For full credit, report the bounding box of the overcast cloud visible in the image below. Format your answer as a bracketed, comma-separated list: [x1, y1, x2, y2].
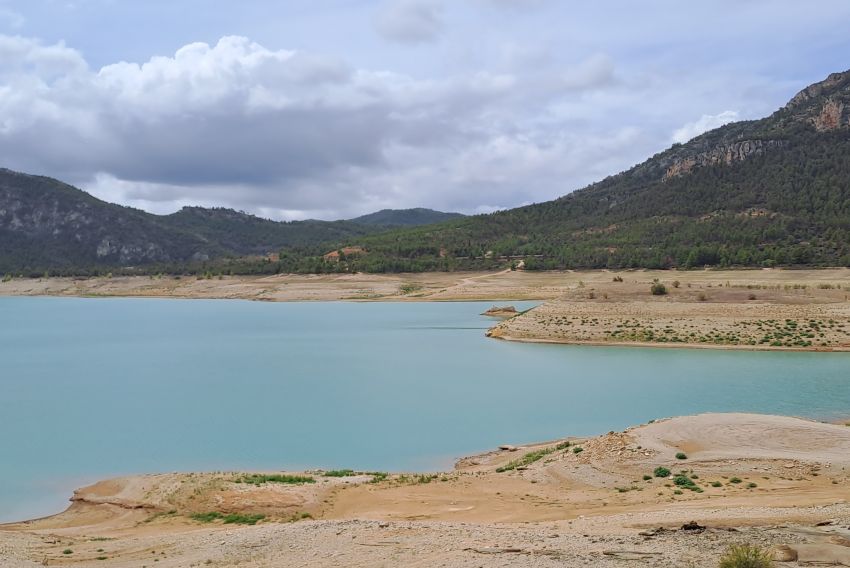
[0, 0, 849, 220]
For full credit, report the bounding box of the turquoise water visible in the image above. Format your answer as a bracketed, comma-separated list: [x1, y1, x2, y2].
[1, 297, 850, 522]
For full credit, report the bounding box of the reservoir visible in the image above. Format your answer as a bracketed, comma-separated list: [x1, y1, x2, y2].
[2, 297, 849, 522]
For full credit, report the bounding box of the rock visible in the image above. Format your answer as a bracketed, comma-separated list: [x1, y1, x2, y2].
[482, 306, 518, 317]
[772, 545, 797, 562]
[499, 445, 518, 452]
[680, 521, 705, 533]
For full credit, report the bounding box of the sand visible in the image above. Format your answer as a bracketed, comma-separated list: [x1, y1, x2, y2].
[5, 413, 850, 566]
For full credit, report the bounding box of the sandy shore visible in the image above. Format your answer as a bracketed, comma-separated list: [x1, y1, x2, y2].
[5, 267, 849, 352]
[5, 413, 850, 567]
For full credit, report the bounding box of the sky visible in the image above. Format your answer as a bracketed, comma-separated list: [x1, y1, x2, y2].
[0, 1, 849, 221]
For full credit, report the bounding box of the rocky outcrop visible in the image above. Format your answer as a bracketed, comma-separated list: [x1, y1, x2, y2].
[663, 139, 787, 180]
[785, 71, 849, 110]
[813, 99, 848, 131]
[482, 305, 518, 317]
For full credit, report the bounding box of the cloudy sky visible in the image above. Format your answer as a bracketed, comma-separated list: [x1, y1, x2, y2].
[1, 1, 849, 220]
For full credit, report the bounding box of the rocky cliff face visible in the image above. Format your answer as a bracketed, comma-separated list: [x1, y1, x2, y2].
[663, 139, 788, 180]
[660, 70, 850, 181]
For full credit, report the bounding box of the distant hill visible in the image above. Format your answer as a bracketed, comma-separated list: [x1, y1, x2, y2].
[0, 170, 454, 274]
[278, 69, 850, 273]
[348, 208, 464, 227]
[4, 70, 850, 275]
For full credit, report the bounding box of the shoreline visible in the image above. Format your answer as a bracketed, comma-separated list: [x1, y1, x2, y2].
[6, 413, 850, 566]
[3, 267, 849, 354]
[490, 333, 850, 352]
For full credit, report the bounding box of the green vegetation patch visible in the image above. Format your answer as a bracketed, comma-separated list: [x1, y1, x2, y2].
[190, 512, 265, 525]
[718, 544, 773, 568]
[323, 469, 357, 477]
[653, 466, 671, 478]
[237, 474, 315, 485]
[496, 443, 569, 473]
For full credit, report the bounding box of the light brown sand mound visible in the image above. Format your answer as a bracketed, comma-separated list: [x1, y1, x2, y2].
[630, 413, 850, 465]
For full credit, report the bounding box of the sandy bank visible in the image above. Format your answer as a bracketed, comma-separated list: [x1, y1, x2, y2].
[5, 413, 850, 566]
[486, 269, 850, 351]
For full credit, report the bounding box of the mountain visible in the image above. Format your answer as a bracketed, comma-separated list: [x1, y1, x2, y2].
[0, 170, 452, 274]
[4, 70, 850, 275]
[278, 70, 850, 273]
[348, 208, 465, 227]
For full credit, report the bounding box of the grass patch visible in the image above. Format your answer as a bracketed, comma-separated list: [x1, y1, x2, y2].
[237, 474, 315, 485]
[323, 469, 357, 477]
[718, 544, 773, 568]
[672, 474, 703, 492]
[190, 512, 265, 525]
[496, 443, 569, 473]
[368, 472, 389, 483]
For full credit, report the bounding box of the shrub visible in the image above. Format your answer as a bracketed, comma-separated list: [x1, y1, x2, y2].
[238, 474, 315, 485]
[572, 446, 584, 454]
[651, 281, 668, 296]
[672, 280, 680, 288]
[643, 475, 652, 481]
[729, 477, 742, 484]
[613, 276, 624, 282]
[323, 469, 356, 477]
[748, 293, 757, 300]
[653, 466, 671, 478]
[718, 544, 773, 568]
[675, 452, 687, 460]
[190, 512, 265, 525]
[697, 292, 708, 301]
[368, 472, 389, 483]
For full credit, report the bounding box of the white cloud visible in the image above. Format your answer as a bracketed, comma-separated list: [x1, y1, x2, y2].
[1, 33, 637, 219]
[672, 110, 740, 144]
[375, 0, 443, 44]
[0, 30, 772, 221]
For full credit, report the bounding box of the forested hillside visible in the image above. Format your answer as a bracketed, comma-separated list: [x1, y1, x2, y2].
[277, 70, 850, 273]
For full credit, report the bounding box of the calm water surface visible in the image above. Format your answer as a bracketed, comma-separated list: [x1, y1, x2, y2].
[2, 297, 849, 522]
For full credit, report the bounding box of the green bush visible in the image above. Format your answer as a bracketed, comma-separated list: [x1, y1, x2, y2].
[718, 544, 773, 568]
[675, 452, 688, 460]
[323, 469, 356, 477]
[238, 474, 315, 485]
[190, 512, 265, 525]
[651, 282, 668, 296]
[653, 466, 671, 478]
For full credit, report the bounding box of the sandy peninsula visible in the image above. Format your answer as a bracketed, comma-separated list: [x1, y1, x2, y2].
[3, 267, 849, 351]
[4, 413, 850, 567]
